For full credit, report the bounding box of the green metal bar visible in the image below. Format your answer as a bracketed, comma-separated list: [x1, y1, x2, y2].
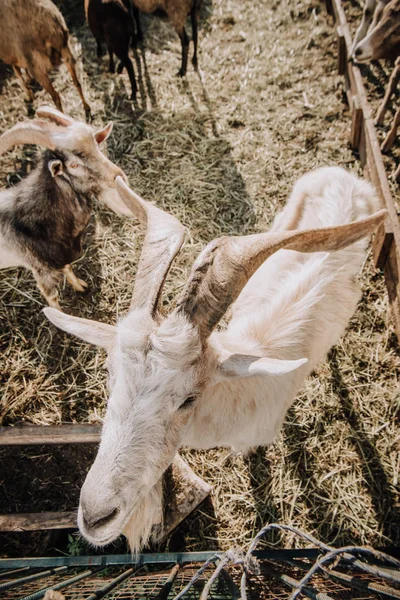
[84, 566, 136, 600]
[20, 569, 94, 600]
[0, 567, 31, 579]
[0, 549, 324, 570]
[0, 566, 67, 593]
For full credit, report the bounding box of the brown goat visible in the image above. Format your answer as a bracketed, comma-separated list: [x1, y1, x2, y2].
[132, 0, 202, 76]
[0, 0, 90, 115]
[353, 0, 400, 181]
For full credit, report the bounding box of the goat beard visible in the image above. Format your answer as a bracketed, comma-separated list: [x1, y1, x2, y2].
[122, 480, 164, 554]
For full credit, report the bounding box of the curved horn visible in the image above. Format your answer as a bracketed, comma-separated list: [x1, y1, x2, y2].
[0, 119, 60, 155]
[35, 105, 75, 126]
[116, 177, 186, 314]
[176, 209, 388, 341]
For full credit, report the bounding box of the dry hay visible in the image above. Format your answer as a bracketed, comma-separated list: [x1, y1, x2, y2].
[0, 0, 399, 554]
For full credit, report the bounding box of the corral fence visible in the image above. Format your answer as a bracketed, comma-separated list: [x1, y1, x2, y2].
[325, 0, 400, 340]
[0, 524, 399, 599]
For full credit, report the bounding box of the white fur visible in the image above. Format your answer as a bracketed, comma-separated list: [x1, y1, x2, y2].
[45, 167, 379, 551]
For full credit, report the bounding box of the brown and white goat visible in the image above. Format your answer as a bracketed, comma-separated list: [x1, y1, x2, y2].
[132, 0, 201, 76]
[0, 107, 128, 308]
[84, 0, 137, 99]
[352, 0, 400, 180]
[45, 167, 386, 551]
[0, 0, 90, 114]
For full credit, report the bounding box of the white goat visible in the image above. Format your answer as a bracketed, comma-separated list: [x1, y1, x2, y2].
[44, 167, 386, 551]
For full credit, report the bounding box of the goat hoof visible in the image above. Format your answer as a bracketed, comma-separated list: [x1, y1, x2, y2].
[177, 69, 187, 77]
[74, 278, 89, 292]
[48, 298, 62, 311]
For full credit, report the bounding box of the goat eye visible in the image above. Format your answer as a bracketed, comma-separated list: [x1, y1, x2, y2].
[180, 396, 196, 410]
[70, 163, 79, 169]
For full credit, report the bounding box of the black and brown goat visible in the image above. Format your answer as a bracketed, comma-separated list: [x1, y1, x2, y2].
[84, 0, 137, 99]
[0, 107, 129, 308]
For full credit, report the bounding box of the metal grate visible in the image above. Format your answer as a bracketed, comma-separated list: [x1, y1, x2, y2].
[1, 525, 399, 600]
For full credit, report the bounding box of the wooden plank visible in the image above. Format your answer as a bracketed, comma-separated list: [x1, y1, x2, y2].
[337, 26, 347, 75]
[0, 512, 77, 532]
[374, 223, 394, 270]
[158, 455, 212, 542]
[0, 424, 101, 446]
[385, 241, 400, 340]
[350, 96, 363, 150]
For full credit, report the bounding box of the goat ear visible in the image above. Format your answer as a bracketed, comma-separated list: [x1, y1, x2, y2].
[43, 308, 116, 350]
[94, 122, 113, 145]
[48, 159, 63, 178]
[216, 353, 308, 380]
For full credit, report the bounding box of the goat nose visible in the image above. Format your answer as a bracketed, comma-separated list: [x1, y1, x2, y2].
[82, 506, 119, 530]
[354, 47, 362, 57]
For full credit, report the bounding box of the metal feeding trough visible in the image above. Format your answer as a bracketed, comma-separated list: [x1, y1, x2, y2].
[1, 524, 400, 599]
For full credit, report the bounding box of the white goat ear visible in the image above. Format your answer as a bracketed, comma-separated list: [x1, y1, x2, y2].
[94, 122, 113, 144]
[48, 159, 63, 178]
[216, 353, 308, 380]
[43, 308, 116, 349]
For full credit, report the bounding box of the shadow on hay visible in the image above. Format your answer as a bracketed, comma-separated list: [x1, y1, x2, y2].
[102, 104, 256, 239]
[157, 496, 221, 553]
[328, 347, 400, 546]
[280, 407, 364, 547]
[280, 352, 400, 548]
[0, 62, 14, 97]
[245, 448, 284, 547]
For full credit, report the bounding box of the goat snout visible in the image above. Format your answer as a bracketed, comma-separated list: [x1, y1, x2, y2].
[82, 505, 120, 530]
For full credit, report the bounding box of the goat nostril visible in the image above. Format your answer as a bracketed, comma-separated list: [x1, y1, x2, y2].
[355, 47, 362, 57]
[83, 507, 119, 530]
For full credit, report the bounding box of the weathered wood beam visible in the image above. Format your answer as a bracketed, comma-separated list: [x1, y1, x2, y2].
[0, 424, 101, 446]
[328, 0, 400, 339]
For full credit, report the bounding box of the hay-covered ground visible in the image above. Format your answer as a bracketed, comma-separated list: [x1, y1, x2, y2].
[0, 0, 399, 556]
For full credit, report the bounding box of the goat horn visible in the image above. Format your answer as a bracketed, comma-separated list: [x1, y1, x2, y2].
[176, 209, 388, 340]
[116, 177, 186, 314]
[35, 105, 75, 126]
[0, 119, 60, 154]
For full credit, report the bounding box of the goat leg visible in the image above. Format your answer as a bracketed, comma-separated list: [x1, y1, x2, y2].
[132, 5, 143, 46]
[32, 267, 61, 310]
[62, 264, 88, 293]
[375, 60, 400, 126]
[13, 66, 34, 103]
[62, 44, 91, 116]
[177, 26, 190, 77]
[121, 57, 137, 99]
[28, 55, 63, 113]
[108, 49, 116, 74]
[191, 7, 199, 71]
